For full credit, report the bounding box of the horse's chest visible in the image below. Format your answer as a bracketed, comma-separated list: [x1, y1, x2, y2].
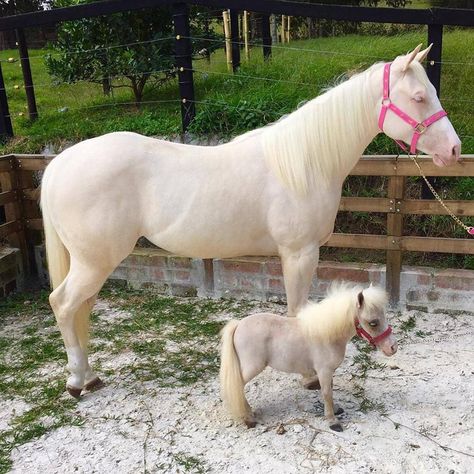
[268, 189, 341, 246]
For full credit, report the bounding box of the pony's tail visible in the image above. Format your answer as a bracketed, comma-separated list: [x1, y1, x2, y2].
[219, 320, 249, 421]
[41, 177, 90, 350]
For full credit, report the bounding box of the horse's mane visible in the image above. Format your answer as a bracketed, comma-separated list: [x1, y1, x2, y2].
[261, 63, 381, 195]
[297, 283, 387, 341]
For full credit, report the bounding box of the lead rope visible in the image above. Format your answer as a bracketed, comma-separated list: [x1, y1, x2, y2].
[409, 153, 474, 236]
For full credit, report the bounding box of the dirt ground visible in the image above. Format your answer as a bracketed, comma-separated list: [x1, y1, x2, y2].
[1, 290, 474, 474]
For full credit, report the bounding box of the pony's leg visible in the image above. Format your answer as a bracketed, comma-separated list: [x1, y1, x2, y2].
[318, 369, 342, 432]
[240, 364, 266, 428]
[49, 261, 109, 397]
[279, 245, 319, 317]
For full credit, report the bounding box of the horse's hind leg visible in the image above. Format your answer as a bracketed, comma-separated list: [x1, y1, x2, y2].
[50, 260, 110, 397]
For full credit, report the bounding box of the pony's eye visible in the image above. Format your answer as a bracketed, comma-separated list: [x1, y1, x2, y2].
[368, 320, 379, 327]
[413, 96, 424, 103]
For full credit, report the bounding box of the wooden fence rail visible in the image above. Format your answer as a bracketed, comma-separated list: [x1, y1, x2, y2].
[1, 153, 473, 303]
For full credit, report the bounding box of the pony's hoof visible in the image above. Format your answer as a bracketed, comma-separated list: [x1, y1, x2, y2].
[330, 423, 343, 432]
[66, 385, 82, 399]
[335, 406, 344, 416]
[244, 418, 257, 429]
[84, 377, 105, 392]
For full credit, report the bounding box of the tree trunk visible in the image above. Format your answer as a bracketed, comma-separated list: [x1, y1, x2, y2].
[102, 77, 111, 96]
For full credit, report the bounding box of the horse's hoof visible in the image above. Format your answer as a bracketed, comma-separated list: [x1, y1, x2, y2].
[335, 406, 345, 416]
[67, 385, 82, 399]
[303, 380, 321, 390]
[330, 423, 343, 432]
[244, 419, 257, 429]
[84, 377, 105, 392]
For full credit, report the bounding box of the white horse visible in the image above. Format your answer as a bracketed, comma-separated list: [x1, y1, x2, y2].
[41, 44, 460, 397]
[220, 284, 396, 431]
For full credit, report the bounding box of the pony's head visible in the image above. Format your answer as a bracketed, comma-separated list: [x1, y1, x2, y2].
[376, 44, 461, 167]
[355, 286, 397, 356]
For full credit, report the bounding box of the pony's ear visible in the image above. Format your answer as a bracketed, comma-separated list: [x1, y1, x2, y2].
[401, 44, 423, 72]
[415, 43, 432, 63]
[357, 291, 364, 309]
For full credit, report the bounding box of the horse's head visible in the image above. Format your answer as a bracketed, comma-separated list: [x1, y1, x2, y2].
[356, 286, 397, 356]
[376, 44, 461, 167]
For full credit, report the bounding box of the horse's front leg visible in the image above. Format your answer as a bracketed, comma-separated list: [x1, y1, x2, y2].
[279, 244, 319, 317]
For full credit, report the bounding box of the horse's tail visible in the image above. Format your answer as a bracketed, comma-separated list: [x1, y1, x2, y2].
[41, 171, 90, 350]
[219, 320, 248, 421]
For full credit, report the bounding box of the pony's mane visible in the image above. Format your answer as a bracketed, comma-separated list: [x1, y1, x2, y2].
[297, 283, 387, 341]
[261, 63, 381, 195]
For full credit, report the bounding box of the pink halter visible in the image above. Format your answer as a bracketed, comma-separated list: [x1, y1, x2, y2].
[378, 62, 447, 155]
[355, 320, 392, 348]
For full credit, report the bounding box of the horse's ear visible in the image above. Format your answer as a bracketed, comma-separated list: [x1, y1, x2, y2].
[357, 291, 364, 309]
[401, 44, 423, 72]
[415, 43, 432, 63]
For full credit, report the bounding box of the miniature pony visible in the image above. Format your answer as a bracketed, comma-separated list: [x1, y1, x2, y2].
[220, 284, 397, 431]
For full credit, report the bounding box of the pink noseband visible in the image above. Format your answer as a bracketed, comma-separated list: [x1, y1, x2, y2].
[378, 62, 447, 155]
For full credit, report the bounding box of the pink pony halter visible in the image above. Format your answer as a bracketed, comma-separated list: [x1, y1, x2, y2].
[378, 62, 447, 155]
[355, 320, 392, 348]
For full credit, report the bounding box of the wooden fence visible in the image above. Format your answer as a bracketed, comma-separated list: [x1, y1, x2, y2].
[1, 153, 473, 303]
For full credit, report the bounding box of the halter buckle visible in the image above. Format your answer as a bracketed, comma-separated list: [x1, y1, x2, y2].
[381, 97, 391, 106]
[414, 123, 427, 134]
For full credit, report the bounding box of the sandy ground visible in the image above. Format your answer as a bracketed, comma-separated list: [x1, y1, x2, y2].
[4, 302, 474, 474]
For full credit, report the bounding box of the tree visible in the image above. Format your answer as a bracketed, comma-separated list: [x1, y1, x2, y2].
[45, 1, 176, 103]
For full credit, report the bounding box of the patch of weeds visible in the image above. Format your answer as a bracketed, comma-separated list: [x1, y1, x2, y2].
[352, 382, 386, 414]
[414, 330, 432, 338]
[173, 452, 209, 473]
[400, 315, 416, 333]
[350, 339, 387, 414]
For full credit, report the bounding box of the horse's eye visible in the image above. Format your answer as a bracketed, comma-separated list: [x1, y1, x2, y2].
[368, 320, 379, 327]
[413, 96, 424, 103]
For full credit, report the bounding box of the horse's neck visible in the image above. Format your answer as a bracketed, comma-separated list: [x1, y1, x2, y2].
[261, 65, 381, 195]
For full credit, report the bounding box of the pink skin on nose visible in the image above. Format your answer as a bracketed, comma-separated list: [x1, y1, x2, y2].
[379, 337, 397, 356]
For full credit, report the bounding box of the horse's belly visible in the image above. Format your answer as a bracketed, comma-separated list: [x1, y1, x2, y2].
[146, 227, 278, 259]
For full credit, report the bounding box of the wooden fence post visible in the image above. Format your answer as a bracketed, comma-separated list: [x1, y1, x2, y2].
[229, 9, 240, 72]
[243, 11, 250, 60]
[16, 28, 38, 121]
[427, 23, 442, 97]
[0, 61, 13, 142]
[261, 14, 272, 60]
[172, 2, 195, 133]
[222, 10, 232, 72]
[386, 174, 405, 305]
[0, 157, 29, 273]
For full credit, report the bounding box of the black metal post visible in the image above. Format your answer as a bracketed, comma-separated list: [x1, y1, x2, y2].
[423, 24, 443, 199]
[0, 61, 13, 141]
[261, 13, 272, 60]
[427, 23, 442, 96]
[229, 9, 240, 72]
[172, 2, 195, 133]
[16, 28, 38, 120]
